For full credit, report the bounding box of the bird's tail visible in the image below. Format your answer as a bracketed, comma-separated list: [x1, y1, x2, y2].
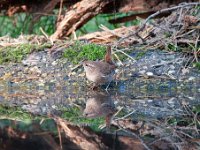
[105, 46, 114, 65]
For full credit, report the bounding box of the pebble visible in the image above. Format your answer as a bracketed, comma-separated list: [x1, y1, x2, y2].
[168, 70, 175, 74]
[52, 61, 57, 66]
[142, 66, 148, 70]
[29, 66, 42, 75]
[24, 67, 29, 74]
[139, 70, 146, 74]
[146, 72, 154, 76]
[167, 98, 175, 104]
[41, 73, 48, 78]
[169, 65, 175, 69]
[188, 97, 195, 100]
[188, 77, 195, 81]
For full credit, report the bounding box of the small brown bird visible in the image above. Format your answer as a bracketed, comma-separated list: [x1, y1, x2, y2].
[82, 46, 116, 90]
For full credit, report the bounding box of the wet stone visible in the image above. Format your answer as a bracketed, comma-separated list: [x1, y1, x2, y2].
[146, 72, 153, 76]
[168, 70, 175, 74]
[188, 77, 195, 81]
[139, 70, 146, 74]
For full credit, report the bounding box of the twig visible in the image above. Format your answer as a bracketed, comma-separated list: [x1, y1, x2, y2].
[57, 124, 63, 150]
[39, 27, 49, 39]
[58, 0, 63, 20]
[194, 35, 199, 62]
[114, 48, 136, 62]
[176, 29, 195, 38]
[113, 53, 123, 65]
[114, 110, 136, 121]
[113, 106, 123, 118]
[99, 24, 124, 38]
[194, 112, 200, 134]
[136, 2, 200, 34]
[117, 2, 200, 45]
[177, 7, 183, 23]
[176, 130, 194, 139]
[177, 39, 200, 44]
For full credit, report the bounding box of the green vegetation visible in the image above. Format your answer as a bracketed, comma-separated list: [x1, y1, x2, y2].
[76, 13, 140, 36]
[135, 51, 146, 60]
[61, 106, 104, 131]
[0, 103, 107, 132]
[0, 13, 56, 37]
[192, 5, 200, 15]
[167, 115, 199, 128]
[0, 12, 140, 38]
[63, 41, 106, 64]
[166, 43, 180, 52]
[0, 104, 105, 132]
[0, 105, 59, 133]
[164, 32, 171, 38]
[0, 105, 41, 121]
[167, 105, 200, 128]
[1, 36, 197, 67]
[0, 43, 51, 64]
[192, 105, 200, 114]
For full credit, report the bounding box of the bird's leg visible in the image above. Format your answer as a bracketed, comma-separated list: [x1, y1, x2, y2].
[105, 81, 111, 91]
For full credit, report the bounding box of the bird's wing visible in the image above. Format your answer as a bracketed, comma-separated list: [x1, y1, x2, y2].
[98, 62, 115, 76]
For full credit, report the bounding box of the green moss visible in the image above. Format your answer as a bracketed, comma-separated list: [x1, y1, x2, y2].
[167, 104, 200, 127]
[167, 43, 180, 51]
[0, 105, 57, 133]
[192, 105, 200, 113]
[0, 43, 51, 64]
[60, 106, 104, 131]
[192, 5, 200, 15]
[135, 51, 146, 60]
[0, 104, 107, 132]
[0, 105, 42, 121]
[164, 32, 171, 38]
[63, 41, 106, 64]
[193, 62, 200, 70]
[167, 116, 197, 127]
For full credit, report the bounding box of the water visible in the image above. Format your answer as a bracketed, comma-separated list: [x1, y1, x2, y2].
[0, 75, 199, 149]
[0, 78, 199, 117]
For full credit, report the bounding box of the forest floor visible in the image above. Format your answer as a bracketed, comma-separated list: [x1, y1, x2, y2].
[0, 4, 199, 150]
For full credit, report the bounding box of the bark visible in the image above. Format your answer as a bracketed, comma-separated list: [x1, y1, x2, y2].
[50, 0, 110, 41]
[1, 0, 198, 15]
[55, 117, 109, 150]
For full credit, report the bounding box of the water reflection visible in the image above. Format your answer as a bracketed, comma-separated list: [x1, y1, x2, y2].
[0, 79, 199, 118]
[83, 90, 116, 128]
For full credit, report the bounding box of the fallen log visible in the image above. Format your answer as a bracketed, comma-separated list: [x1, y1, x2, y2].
[50, 0, 110, 41]
[78, 24, 153, 44]
[78, 25, 139, 44]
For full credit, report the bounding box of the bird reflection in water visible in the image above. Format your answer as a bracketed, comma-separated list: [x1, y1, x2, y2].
[83, 90, 116, 129]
